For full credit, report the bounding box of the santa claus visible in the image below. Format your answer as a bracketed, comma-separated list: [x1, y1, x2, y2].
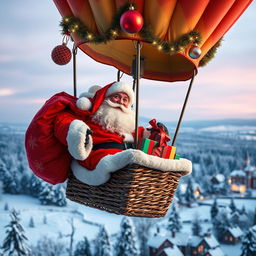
[25, 81, 192, 186]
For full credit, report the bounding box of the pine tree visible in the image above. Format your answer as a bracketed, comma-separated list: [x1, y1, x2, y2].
[95, 226, 111, 256]
[2, 209, 30, 256]
[166, 202, 182, 237]
[43, 215, 47, 225]
[184, 178, 196, 206]
[192, 213, 202, 236]
[229, 198, 237, 214]
[74, 236, 92, 256]
[53, 185, 67, 206]
[253, 208, 256, 226]
[241, 225, 256, 256]
[134, 218, 155, 256]
[213, 208, 232, 241]
[20, 174, 31, 195]
[115, 217, 139, 256]
[38, 183, 55, 205]
[29, 175, 42, 198]
[240, 205, 246, 215]
[29, 217, 35, 228]
[211, 198, 219, 220]
[4, 202, 9, 211]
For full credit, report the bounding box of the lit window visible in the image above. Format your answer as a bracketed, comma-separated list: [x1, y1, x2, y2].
[198, 245, 204, 253]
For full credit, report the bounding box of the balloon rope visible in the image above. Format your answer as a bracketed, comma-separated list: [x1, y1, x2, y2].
[72, 45, 78, 97]
[134, 41, 141, 149]
[171, 70, 196, 146]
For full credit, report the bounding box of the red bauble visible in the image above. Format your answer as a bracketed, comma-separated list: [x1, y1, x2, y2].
[120, 10, 144, 34]
[51, 44, 72, 65]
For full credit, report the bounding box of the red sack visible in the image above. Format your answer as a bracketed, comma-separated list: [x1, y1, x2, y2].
[25, 92, 81, 184]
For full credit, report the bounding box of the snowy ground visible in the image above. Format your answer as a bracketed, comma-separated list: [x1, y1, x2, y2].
[0, 194, 252, 255]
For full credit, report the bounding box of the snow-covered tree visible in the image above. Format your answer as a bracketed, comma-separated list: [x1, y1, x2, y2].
[29, 217, 35, 228]
[43, 215, 47, 225]
[4, 202, 9, 211]
[53, 185, 67, 206]
[210, 198, 219, 220]
[74, 236, 92, 256]
[166, 202, 182, 237]
[29, 175, 42, 198]
[184, 178, 196, 206]
[192, 213, 202, 236]
[94, 226, 111, 256]
[115, 217, 139, 256]
[241, 225, 256, 256]
[38, 183, 55, 205]
[30, 236, 66, 256]
[229, 198, 237, 214]
[240, 205, 247, 215]
[134, 218, 155, 256]
[20, 174, 31, 195]
[2, 209, 30, 256]
[253, 208, 256, 226]
[213, 208, 232, 240]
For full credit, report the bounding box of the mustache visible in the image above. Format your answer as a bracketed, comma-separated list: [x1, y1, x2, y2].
[104, 99, 131, 114]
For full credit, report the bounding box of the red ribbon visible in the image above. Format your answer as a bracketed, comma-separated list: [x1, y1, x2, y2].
[148, 119, 170, 146]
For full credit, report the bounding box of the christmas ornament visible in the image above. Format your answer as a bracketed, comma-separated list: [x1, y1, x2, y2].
[51, 44, 71, 65]
[188, 45, 202, 59]
[120, 6, 143, 34]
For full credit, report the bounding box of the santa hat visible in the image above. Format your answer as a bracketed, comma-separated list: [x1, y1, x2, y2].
[76, 82, 134, 112]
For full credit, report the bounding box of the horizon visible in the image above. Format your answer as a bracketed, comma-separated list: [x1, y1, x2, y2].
[0, 1, 256, 123]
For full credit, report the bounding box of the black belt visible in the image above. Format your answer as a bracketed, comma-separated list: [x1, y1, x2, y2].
[92, 142, 134, 151]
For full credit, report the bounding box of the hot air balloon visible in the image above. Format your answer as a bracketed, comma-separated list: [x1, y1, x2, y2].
[25, 0, 253, 217]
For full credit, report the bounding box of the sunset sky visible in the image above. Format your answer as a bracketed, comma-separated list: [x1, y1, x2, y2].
[0, 0, 255, 124]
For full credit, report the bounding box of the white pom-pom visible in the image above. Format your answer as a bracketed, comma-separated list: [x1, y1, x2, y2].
[76, 97, 92, 111]
[79, 85, 102, 98]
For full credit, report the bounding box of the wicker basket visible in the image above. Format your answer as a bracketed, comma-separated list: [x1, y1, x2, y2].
[66, 164, 183, 218]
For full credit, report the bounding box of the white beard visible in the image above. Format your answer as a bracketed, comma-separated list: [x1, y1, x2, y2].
[91, 99, 135, 136]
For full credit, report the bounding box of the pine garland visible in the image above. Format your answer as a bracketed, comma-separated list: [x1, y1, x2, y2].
[60, 1, 221, 66]
[199, 38, 223, 67]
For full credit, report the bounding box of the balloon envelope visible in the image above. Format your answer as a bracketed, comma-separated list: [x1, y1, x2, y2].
[53, 0, 253, 82]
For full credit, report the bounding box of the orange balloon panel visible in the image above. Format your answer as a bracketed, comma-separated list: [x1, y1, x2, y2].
[53, 0, 253, 82]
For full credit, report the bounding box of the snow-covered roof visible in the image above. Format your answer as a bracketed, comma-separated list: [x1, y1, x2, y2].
[214, 174, 225, 183]
[230, 170, 245, 177]
[169, 232, 190, 246]
[228, 227, 243, 238]
[203, 235, 219, 248]
[244, 165, 255, 172]
[189, 236, 202, 247]
[207, 247, 225, 256]
[147, 235, 168, 248]
[163, 245, 183, 256]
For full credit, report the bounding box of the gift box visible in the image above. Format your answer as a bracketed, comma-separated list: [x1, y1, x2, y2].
[138, 138, 176, 159]
[138, 138, 158, 154]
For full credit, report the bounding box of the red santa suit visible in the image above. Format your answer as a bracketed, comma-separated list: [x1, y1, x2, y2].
[25, 82, 143, 184]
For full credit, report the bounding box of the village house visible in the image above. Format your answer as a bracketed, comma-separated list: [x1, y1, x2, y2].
[229, 153, 256, 193]
[222, 226, 243, 244]
[210, 174, 225, 194]
[147, 232, 224, 256]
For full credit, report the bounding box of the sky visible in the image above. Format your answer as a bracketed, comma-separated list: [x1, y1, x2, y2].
[0, 0, 255, 124]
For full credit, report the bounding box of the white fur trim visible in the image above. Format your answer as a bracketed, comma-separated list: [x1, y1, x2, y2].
[67, 120, 93, 160]
[79, 85, 102, 98]
[123, 133, 134, 143]
[76, 97, 92, 111]
[71, 149, 192, 186]
[105, 82, 134, 105]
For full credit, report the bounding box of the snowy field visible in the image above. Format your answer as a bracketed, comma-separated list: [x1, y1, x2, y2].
[1, 194, 254, 255]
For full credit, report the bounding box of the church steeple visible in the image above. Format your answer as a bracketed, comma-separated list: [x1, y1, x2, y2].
[244, 151, 250, 169]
